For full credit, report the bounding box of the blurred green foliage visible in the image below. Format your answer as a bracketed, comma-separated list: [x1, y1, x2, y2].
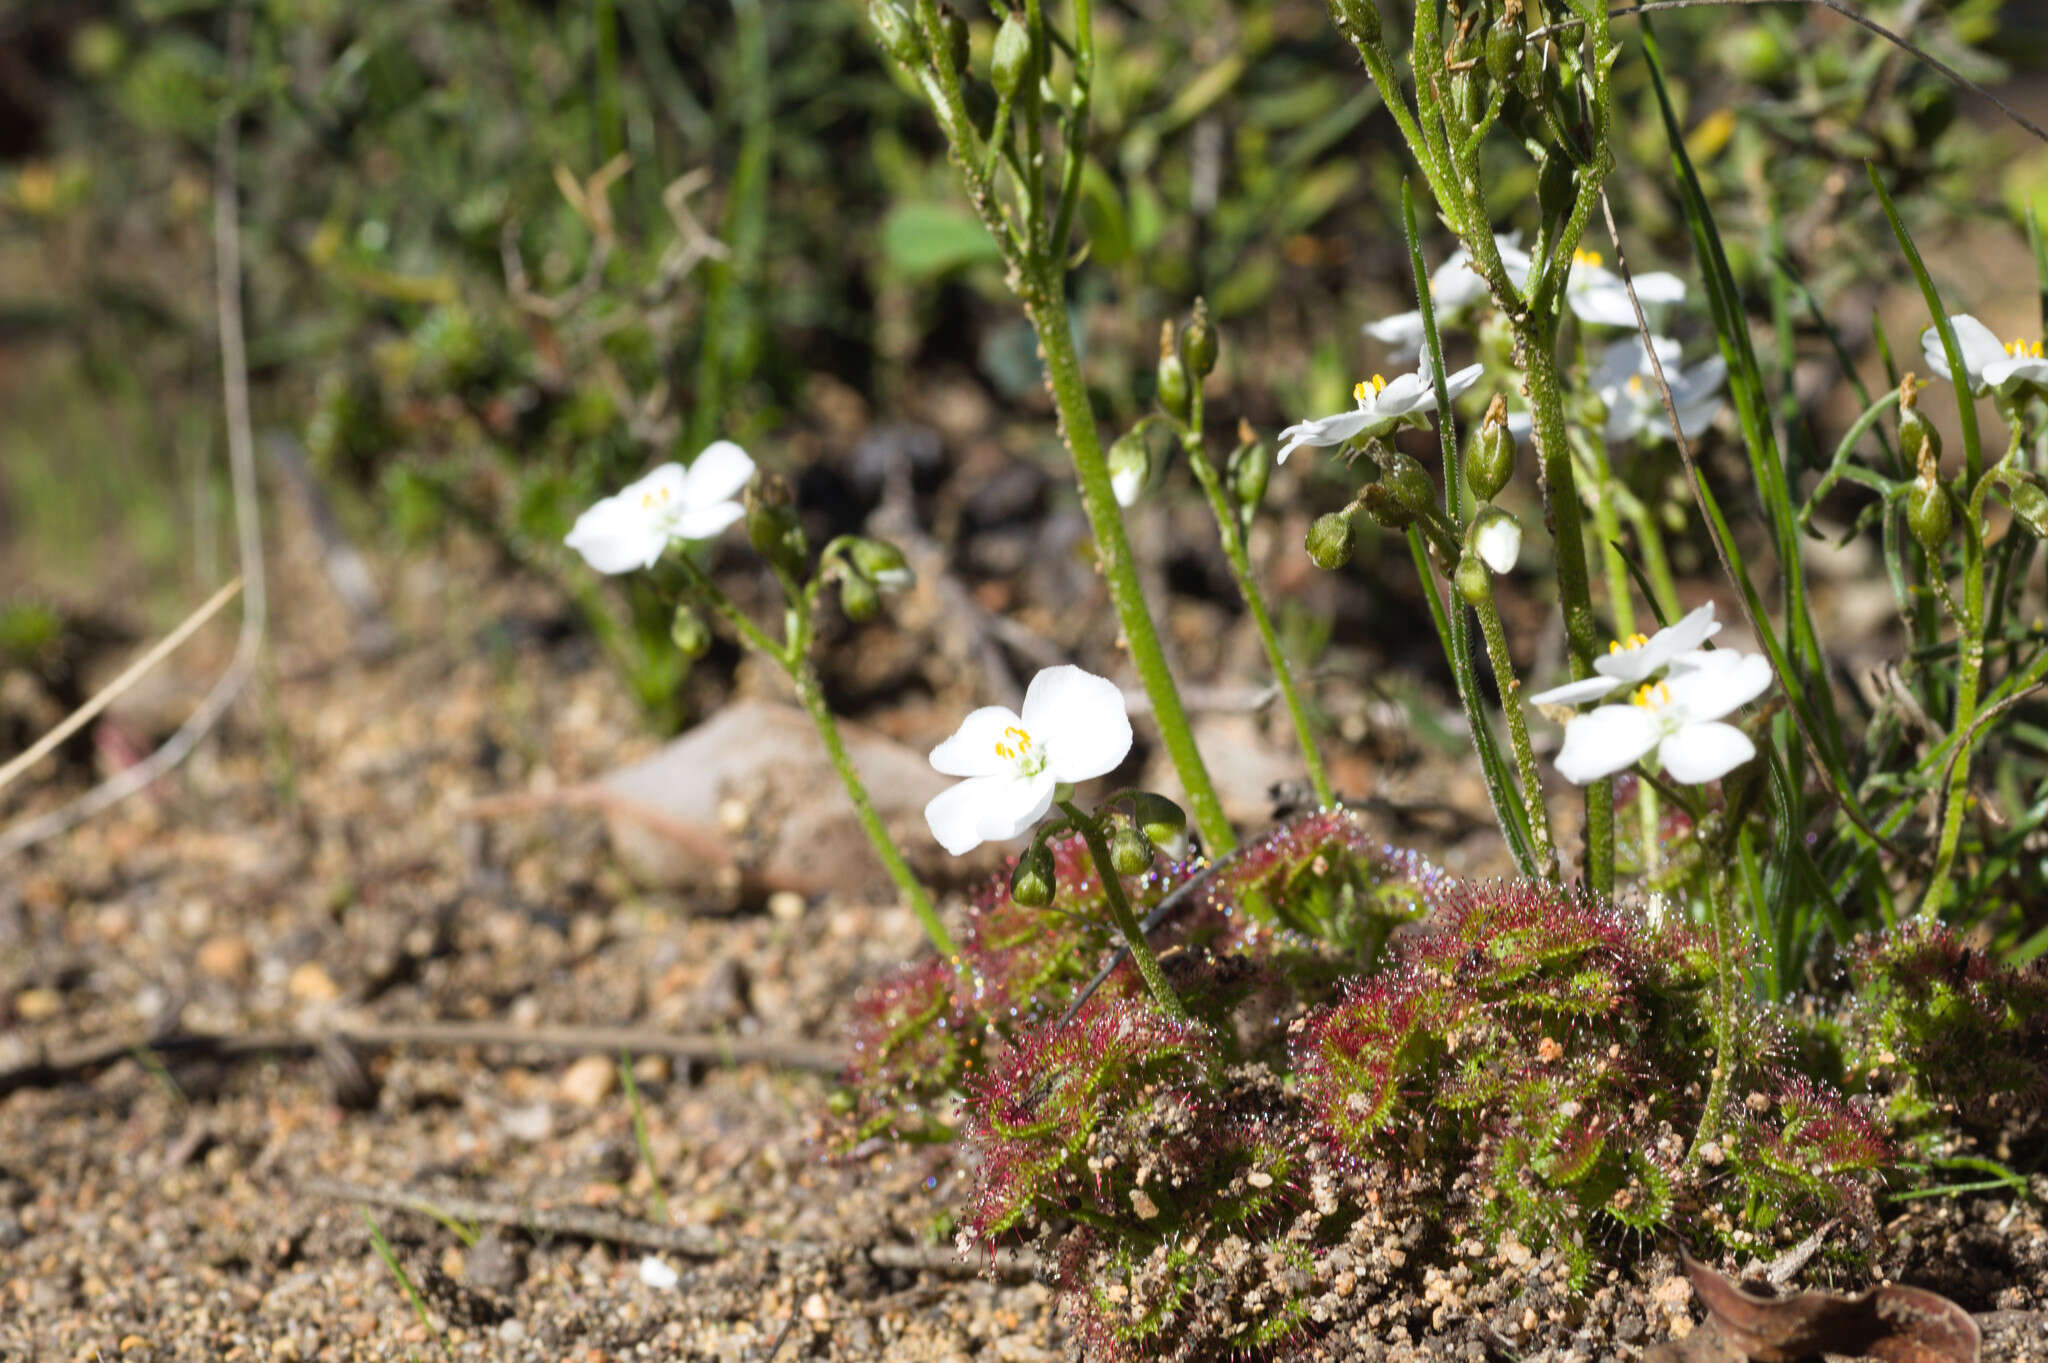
[0, 0, 2027, 722]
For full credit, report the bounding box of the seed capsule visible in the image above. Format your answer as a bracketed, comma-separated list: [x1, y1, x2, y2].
[1465, 394, 1517, 501]
[991, 13, 1032, 98]
[1156, 320, 1191, 422]
[1907, 471, 1952, 553]
[670, 605, 711, 658]
[1107, 815, 1154, 876]
[1181, 300, 1218, 379]
[1306, 509, 1358, 569]
[1010, 842, 1056, 907]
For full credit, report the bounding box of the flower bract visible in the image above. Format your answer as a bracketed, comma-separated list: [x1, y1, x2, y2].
[564, 442, 756, 574]
[1919, 313, 2048, 398]
[1277, 361, 1483, 464]
[924, 665, 1134, 856]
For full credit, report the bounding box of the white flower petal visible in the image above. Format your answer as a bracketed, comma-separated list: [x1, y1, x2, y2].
[564, 495, 670, 574]
[1022, 666, 1133, 784]
[1111, 463, 1144, 507]
[1474, 515, 1521, 575]
[682, 441, 756, 506]
[1277, 409, 1375, 463]
[1657, 721, 1755, 783]
[929, 706, 1026, 778]
[976, 770, 1060, 846]
[1375, 372, 1434, 417]
[670, 501, 746, 542]
[1630, 272, 1688, 306]
[1597, 601, 1720, 680]
[1364, 311, 1427, 358]
[1439, 361, 1484, 399]
[1554, 705, 1662, 784]
[925, 776, 1006, 856]
[1666, 650, 1772, 721]
[1529, 675, 1625, 708]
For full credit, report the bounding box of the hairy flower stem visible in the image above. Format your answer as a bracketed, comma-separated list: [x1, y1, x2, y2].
[1026, 274, 1236, 852]
[678, 557, 957, 959]
[1525, 336, 1616, 895]
[1684, 866, 1742, 1172]
[1180, 403, 1334, 809]
[1058, 798, 1188, 1020]
[1468, 584, 1557, 877]
[793, 664, 959, 958]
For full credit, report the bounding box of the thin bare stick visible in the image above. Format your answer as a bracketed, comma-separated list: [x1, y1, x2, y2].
[0, 1019, 847, 1098]
[296, 1177, 1040, 1279]
[0, 15, 266, 863]
[1596, 187, 1901, 859]
[1531, 0, 2048, 147]
[0, 576, 243, 797]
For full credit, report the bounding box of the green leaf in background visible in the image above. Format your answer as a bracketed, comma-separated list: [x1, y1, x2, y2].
[882, 203, 1005, 278]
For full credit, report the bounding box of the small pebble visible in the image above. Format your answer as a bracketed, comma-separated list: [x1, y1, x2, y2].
[638, 1256, 680, 1290]
[559, 1054, 617, 1107]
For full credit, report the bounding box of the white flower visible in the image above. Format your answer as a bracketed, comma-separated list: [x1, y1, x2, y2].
[1563, 248, 1686, 329]
[1920, 313, 2048, 398]
[564, 442, 756, 574]
[1473, 511, 1522, 575]
[1277, 361, 1484, 464]
[1364, 235, 1531, 361]
[1592, 335, 1725, 444]
[1527, 601, 1723, 707]
[924, 665, 1133, 856]
[637, 1257, 680, 1291]
[1552, 649, 1772, 785]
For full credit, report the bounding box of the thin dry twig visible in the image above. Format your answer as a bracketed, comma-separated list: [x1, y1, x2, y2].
[0, 575, 243, 798]
[295, 1177, 1040, 1279]
[0, 1018, 846, 1099]
[0, 16, 266, 864]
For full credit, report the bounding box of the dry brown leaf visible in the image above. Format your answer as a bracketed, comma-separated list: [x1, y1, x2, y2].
[1647, 1251, 1980, 1363]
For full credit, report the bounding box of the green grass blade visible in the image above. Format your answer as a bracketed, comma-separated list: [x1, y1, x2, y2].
[1867, 164, 1986, 483]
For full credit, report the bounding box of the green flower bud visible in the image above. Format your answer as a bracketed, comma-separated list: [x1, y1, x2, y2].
[991, 13, 1032, 100]
[1907, 471, 1952, 554]
[847, 537, 914, 592]
[670, 604, 712, 658]
[1455, 552, 1490, 608]
[1107, 815, 1154, 876]
[1485, 13, 1522, 86]
[1108, 429, 1152, 508]
[1180, 299, 1218, 380]
[1537, 153, 1577, 226]
[1327, 0, 1381, 46]
[2008, 476, 2048, 539]
[744, 475, 808, 577]
[1306, 509, 1358, 570]
[1357, 482, 1416, 531]
[1155, 320, 1191, 422]
[1465, 394, 1517, 501]
[1131, 792, 1189, 861]
[1010, 841, 1056, 907]
[869, 0, 922, 64]
[840, 572, 882, 623]
[1229, 424, 1271, 512]
[1373, 448, 1439, 521]
[937, 5, 969, 75]
[1899, 384, 1941, 469]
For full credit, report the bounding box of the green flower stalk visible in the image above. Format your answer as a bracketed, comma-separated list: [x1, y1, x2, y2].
[563, 447, 957, 960]
[872, 0, 1235, 854]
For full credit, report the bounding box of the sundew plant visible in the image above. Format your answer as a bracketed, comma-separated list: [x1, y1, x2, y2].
[557, 0, 2048, 1356]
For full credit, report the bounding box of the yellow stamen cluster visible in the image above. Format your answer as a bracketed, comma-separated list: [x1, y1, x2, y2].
[2007, 337, 2044, 359]
[1354, 374, 1389, 402]
[1573, 248, 1604, 269]
[1630, 680, 1671, 710]
[1608, 632, 1650, 655]
[1626, 373, 1646, 395]
[993, 725, 1033, 761]
[639, 485, 674, 510]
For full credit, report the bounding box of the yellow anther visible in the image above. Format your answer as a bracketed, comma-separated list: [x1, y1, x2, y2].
[993, 725, 1033, 762]
[1354, 374, 1389, 402]
[2008, 337, 2044, 358]
[1626, 374, 1645, 395]
[1573, 248, 1604, 269]
[1607, 633, 1650, 655]
[1630, 680, 1671, 709]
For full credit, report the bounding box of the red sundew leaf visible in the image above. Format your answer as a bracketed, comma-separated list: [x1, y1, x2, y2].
[1671, 1252, 1980, 1363]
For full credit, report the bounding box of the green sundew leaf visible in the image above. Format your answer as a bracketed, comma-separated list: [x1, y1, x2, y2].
[881, 202, 1005, 278]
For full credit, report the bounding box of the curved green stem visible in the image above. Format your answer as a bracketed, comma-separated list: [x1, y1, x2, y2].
[1684, 865, 1741, 1173]
[1469, 581, 1557, 878]
[1180, 416, 1334, 809]
[1058, 799, 1187, 1020]
[1027, 273, 1234, 851]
